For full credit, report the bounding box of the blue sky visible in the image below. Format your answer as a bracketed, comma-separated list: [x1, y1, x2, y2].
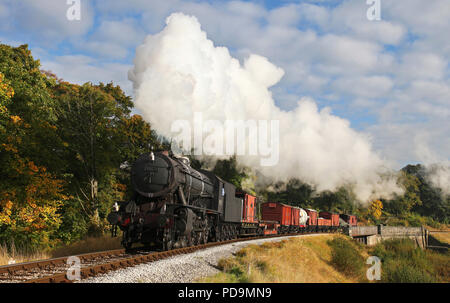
[0, 0, 449, 168]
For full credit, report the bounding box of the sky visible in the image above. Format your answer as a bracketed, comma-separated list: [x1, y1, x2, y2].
[0, 0, 449, 169]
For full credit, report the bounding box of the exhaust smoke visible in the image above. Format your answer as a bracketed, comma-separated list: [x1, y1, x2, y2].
[129, 13, 405, 203]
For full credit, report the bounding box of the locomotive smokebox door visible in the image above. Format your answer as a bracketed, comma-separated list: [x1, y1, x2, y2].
[132, 153, 171, 197]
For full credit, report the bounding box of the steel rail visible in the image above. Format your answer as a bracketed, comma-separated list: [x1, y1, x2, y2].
[1, 232, 322, 283]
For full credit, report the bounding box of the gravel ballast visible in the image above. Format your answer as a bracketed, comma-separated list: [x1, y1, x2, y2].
[81, 234, 321, 283]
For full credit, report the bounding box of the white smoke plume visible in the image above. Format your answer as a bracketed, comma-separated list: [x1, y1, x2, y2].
[129, 13, 403, 203]
[415, 136, 450, 196]
[426, 165, 450, 196]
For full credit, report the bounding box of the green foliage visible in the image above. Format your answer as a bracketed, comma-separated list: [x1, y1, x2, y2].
[312, 186, 358, 213]
[401, 164, 449, 223]
[264, 179, 314, 206]
[370, 239, 443, 283]
[384, 171, 422, 216]
[0, 44, 56, 123]
[383, 259, 436, 283]
[0, 43, 165, 249]
[0, 45, 65, 250]
[51, 80, 164, 237]
[212, 155, 248, 188]
[262, 179, 358, 215]
[327, 237, 365, 279]
[0, 44, 62, 172]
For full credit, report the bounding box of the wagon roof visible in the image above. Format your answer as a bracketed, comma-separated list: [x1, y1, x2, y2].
[265, 202, 290, 207]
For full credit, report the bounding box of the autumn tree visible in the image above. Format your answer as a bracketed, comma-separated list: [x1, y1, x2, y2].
[52, 81, 164, 237]
[0, 44, 65, 250]
[368, 199, 383, 220]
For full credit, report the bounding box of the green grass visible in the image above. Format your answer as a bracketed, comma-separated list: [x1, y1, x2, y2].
[200, 235, 361, 283]
[370, 238, 449, 283]
[327, 238, 366, 280]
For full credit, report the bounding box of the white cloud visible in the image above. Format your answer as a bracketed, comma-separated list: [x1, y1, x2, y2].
[267, 4, 302, 26]
[332, 76, 393, 98]
[81, 18, 146, 59]
[41, 55, 133, 96]
[3, 0, 94, 44]
[2, 0, 448, 170]
[398, 52, 446, 82]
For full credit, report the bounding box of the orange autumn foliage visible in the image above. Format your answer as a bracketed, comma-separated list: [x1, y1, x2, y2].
[0, 72, 67, 248]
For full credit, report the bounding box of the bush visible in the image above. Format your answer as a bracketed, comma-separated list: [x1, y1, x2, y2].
[384, 259, 436, 283]
[370, 238, 447, 283]
[328, 238, 365, 279]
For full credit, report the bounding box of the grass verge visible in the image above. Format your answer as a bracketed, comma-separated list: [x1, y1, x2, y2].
[0, 236, 123, 265]
[0, 243, 50, 266]
[200, 234, 363, 283]
[327, 237, 367, 280]
[50, 236, 122, 258]
[370, 238, 449, 283]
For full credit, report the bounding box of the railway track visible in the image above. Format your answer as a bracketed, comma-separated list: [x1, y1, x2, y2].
[0, 233, 309, 283]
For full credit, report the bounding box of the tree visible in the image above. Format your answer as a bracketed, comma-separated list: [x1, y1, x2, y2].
[368, 199, 383, 220]
[0, 70, 65, 249]
[0, 44, 62, 172]
[0, 43, 171, 246]
[212, 155, 248, 188]
[51, 82, 130, 232]
[402, 164, 449, 222]
[384, 170, 422, 215]
[52, 81, 166, 236]
[263, 178, 314, 206]
[119, 114, 162, 164]
[0, 45, 67, 249]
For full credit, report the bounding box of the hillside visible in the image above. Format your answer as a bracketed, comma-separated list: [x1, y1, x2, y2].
[200, 234, 449, 283]
[200, 234, 364, 283]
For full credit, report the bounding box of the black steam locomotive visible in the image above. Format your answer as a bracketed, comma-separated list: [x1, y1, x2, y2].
[107, 151, 250, 250]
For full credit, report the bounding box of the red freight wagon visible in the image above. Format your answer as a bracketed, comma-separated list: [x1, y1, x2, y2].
[235, 191, 261, 236]
[261, 202, 292, 233]
[291, 207, 300, 226]
[238, 192, 258, 224]
[340, 214, 358, 227]
[319, 211, 340, 230]
[317, 218, 331, 232]
[259, 221, 280, 235]
[305, 209, 318, 232]
[291, 207, 300, 232]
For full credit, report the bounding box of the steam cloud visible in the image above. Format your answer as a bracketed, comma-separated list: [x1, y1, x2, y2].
[415, 138, 450, 196]
[129, 13, 404, 203]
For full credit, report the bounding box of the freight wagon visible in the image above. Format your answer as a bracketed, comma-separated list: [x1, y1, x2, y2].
[319, 211, 340, 231]
[340, 214, 358, 227]
[305, 209, 318, 232]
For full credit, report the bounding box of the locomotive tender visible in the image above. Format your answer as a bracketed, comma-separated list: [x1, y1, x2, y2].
[107, 151, 357, 250]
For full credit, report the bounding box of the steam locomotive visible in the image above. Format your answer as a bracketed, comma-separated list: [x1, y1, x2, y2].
[107, 151, 357, 250]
